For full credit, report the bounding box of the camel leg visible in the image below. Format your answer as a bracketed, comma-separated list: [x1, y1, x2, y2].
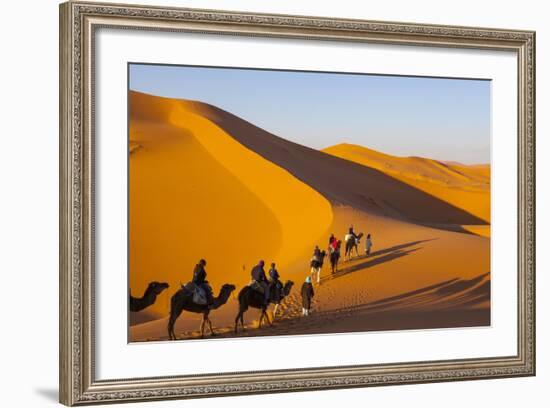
[207, 317, 215, 336]
[200, 317, 206, 338]
[258, 310, 264, 328]
[235, 309, 245, 333]
[273, 303, 279, 318]
[168, 315, 174, 341]
[317, 268, 321, 284]
[234, 312, 241, 333]
[264, 309, 273, 326]
[167, 307, 183, 340]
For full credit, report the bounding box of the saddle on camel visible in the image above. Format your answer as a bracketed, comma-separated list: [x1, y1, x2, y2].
[167, 258, 236, 339]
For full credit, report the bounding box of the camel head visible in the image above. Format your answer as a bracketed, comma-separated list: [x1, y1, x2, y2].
[209, 284, 236, 309]
[283, 280, 294, 296]
[147, 281, 169, 296]
[220, 283, 236, 297]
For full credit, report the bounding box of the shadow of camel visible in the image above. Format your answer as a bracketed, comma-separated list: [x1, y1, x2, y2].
[191, 272, 491, 340]
[327, 248, 421, 281]
[307, 272, 490, 332]
[322, 239, 436, 282]
[368, 239, 437, 258]
[435, 272, 490, 295]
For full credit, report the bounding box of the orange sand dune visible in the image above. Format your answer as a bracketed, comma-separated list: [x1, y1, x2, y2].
[323, 144, 490, 188]
[129, 91, 332, 319]
[322, 143, 490, 224]
[128, 91, 490, 340]
[130, 206, 490, 341]
[185, 103, 488, 228]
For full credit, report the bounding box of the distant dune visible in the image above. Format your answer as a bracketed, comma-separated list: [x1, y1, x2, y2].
[323, 143, 490, 224]
[128, 91, 490, 339]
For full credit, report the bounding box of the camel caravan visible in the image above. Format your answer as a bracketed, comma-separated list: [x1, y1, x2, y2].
[129, 225, 373, 340]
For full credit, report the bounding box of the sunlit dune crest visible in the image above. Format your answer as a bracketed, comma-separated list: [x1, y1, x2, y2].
[323, 143, 490, 224]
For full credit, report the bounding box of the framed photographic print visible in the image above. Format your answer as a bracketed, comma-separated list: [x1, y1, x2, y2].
[59, 1, 536, 405]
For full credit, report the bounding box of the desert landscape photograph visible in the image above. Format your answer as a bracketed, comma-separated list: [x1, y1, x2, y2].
[128, 64, 491, 342]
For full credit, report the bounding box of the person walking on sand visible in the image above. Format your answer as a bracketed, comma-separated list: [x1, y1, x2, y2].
[301, 276, 315, 316]
[365, 233, 373, 256]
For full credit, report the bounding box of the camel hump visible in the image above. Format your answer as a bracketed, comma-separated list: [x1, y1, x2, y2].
[181, 281, 195, 292]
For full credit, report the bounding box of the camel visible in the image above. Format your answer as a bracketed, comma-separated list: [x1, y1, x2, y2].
[167, 283, 236, 340]
[234, 280, 294, 333]
[345, 232, 364, 261]
[310, 250, 326, 284]
[129, 281, 169, 312]
[330, 241, 342, 274]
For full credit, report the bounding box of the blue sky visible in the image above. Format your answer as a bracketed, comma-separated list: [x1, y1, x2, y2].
[129, 64, 491, 164]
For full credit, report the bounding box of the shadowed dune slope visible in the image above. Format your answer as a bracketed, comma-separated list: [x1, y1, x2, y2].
[182, 101, 488, 227]
[323, 143, 490, 224]
[129, 91, 332, 318]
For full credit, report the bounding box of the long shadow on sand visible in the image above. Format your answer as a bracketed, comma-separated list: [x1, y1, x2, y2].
[368, 239, 437, 258]
[211, 272, 491, 339]
[322, 239, 435, 282]
[162, 272, 490, 340]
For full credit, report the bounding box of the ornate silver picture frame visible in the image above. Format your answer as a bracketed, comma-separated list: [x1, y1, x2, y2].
[59, 1, 535, 405]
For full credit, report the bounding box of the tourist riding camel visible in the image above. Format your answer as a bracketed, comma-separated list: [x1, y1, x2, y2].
[191, 259, 213, 306]
[310, 247, 326, 284]
[329, 234, 339, 254]
[268, 262, 283, 299]
[234, 279, 294, 333]
[345, 226, 358, 244]
[344, 227, 363, 261]
[168, 283, 236, 339]
[250, 260, 270, 306]
[328, 233, 336, 248]
[330, 239, 342, 274]
[313, 245, 321, 260]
